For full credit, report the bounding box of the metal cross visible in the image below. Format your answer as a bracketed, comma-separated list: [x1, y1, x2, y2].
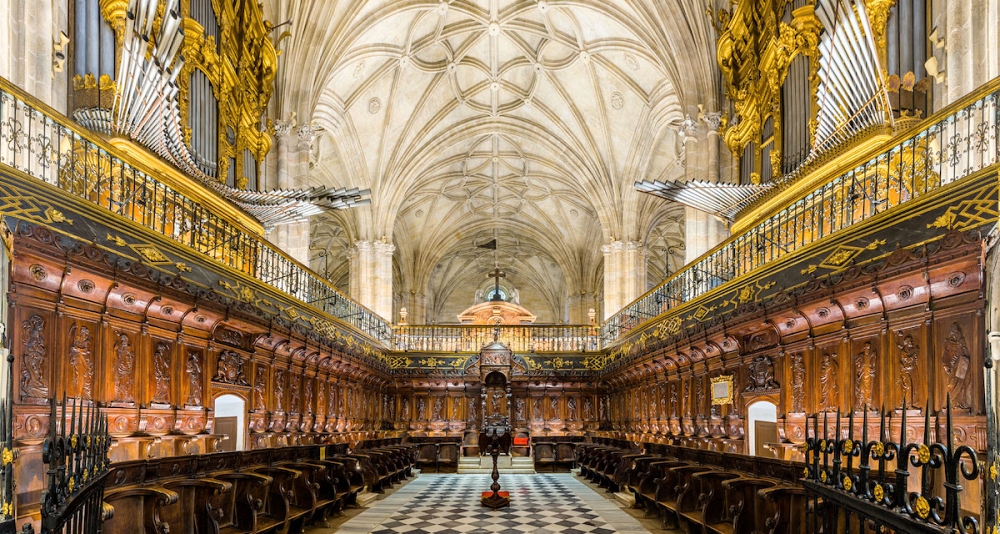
[487, 268, 505, 301]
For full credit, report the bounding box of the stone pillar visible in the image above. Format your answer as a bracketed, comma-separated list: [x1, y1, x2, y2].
[1, 0, 68, 112]
[602, 241, 647, 320]
[348, 239, 394, 321]
[373, 240, 394, 320]
[602, 241, 621, 320]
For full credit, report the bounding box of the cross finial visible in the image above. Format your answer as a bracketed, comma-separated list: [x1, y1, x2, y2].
[487, 268, 505, 301]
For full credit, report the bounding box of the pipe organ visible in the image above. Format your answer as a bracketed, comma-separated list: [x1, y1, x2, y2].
[711, 0, 931, 185]
[70, 0, 277, 191]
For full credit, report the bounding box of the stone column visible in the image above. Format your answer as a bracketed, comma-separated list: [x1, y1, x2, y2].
[602, 241, 648, 320]
[372, 240, 395, 320]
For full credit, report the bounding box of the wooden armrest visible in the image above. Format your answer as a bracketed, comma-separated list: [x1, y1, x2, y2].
[216, 470, 274, 485]
[104, 486, 180, 506]
[162, 477, 233, 494]
[722, 477, 776, 490]
[254, 466, 302, 479]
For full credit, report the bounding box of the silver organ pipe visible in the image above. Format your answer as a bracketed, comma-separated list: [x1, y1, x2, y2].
[813, 0, 892, 155]
[189, 0, 219, 178]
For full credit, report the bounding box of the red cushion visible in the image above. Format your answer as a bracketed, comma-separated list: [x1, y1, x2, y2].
[513, 437, 529, 446]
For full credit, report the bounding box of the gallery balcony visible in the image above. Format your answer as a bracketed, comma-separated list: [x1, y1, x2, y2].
[603, 77, 1000, 349]
[0, 75, 392, 347]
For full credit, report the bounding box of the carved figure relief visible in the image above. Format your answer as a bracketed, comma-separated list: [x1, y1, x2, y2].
[20, 315, 49, 399]
[288, 375, 301, 413]
[515, 397, 525, 421]
[854, 341, 877, 410]
[401, 397, 410, 419]
[304, 379, 313, 414]
[669, 384, 678, 417]
[943, 323, 973, 410]
[568, 397, 578, 420]
[683, 380, 691, 416]
[452, 396, 461, 418]
[214, 351, 247, 386]
[252, 365, 266, 411]
[745, 356, 780, 392]
[820, 352, 839, 409]
[791, 353, 806, 413]
[695, 378, 705, 416]
[650, 387, 659, 418]
[583, 397, 594, 420]
[274, 370, 285, 412]
[152, 341, 171, 404]
[432, 396, 443, 420]
[113, 331, 135, 402]
[468, 397, 477, 422]
[599, 397, 608, 421]
[896, 334, 919, 407]
[68, 322, 93, 400]
[549, 396, 559, 418]
[532, 397, 543, 421]
[186, 352, 203, 406]
[416, 397, 426, 420]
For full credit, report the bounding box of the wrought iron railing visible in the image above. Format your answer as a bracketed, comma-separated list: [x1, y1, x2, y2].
[38, 397, 113, 534]
[0, 77, 391, 346]
[604, 80, 1000, 344]
[392, 325, 601, 353]
[802, 401, 979, 534]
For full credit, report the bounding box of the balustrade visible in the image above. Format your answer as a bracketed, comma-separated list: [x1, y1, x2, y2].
[604, 80, 1000, 344]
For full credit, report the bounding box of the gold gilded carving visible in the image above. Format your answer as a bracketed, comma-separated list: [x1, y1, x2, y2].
[710, 375, 734, 405]
[865, 0, 897, 57]
[715, 3, 822, 175]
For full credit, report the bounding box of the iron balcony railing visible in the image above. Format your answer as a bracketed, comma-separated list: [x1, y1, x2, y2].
[392, 325, 601, 353]
[603, 80, 1000, 345]
[0, 77, 392, 346]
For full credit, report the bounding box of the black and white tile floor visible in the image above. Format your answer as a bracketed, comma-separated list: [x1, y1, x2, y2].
[335, 474, 651, 534]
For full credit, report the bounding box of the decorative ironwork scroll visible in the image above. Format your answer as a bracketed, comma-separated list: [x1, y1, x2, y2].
[39, 396, 113, 534]
[801, 400, 979, 534]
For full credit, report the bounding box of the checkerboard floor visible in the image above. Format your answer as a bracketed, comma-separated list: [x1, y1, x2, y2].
[336, 474, 650, 534]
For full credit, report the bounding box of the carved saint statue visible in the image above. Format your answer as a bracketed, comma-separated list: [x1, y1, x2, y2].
[549, 396, 559, 418]
[695, 379, 705, 416]
[20, 315, 49, 399]
[943, 323, 973, 410]
[584, 397, 594, 420]
[491, 391, 503, 413]
[854, 341, 877, 410]
[468, 397, 477, 422]
[401, 397, 410, 419]
[791, 353, 806, 413]
[432, 396, 443, 420]
[416, 397, 426, 420]
[304, 379, 313, 414]
[274, 370, 285, 412]
[452, 397, 462, 419]
[289, 376, 301, 413]
[650, 388, 658, 418]
[669, 384, 678, 417]
[152, 342, 171, 404]
[113, 332, 135, 402]
[532, 397, 543, 421]
[515, 397, 525, 421]
[568, 397, 578, 420]
[68, 323, 93, 400]
[819, 352, 839, 410]
[251, 365, 266, 411]
[896, 334, 919, 407]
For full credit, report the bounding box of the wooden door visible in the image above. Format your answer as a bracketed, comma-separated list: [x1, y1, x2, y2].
[215, 417, 238, 452]
[755, 420, 778, 458]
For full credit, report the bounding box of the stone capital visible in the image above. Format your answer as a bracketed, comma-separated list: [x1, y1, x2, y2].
[354, 239, 372, 252]
[296, 124, 317, 150]
[273, 118, 295, 138]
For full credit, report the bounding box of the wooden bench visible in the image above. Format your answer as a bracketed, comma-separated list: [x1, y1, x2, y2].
[214, 471, 281, 534]
[252, 465, 314, 534]
[161, 477, 235, 534]
[533, 442, 556, 472]
[103, 486, 179, 534]
[721, 477, 777, 534]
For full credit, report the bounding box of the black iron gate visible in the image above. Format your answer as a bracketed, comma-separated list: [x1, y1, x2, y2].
[801, 400, 980, 534]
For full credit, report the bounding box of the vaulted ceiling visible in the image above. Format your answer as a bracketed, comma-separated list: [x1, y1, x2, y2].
[271, 0, 719, 323]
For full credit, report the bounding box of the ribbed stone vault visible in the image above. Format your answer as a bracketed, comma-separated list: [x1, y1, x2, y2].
[270, 0, 719, 322]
